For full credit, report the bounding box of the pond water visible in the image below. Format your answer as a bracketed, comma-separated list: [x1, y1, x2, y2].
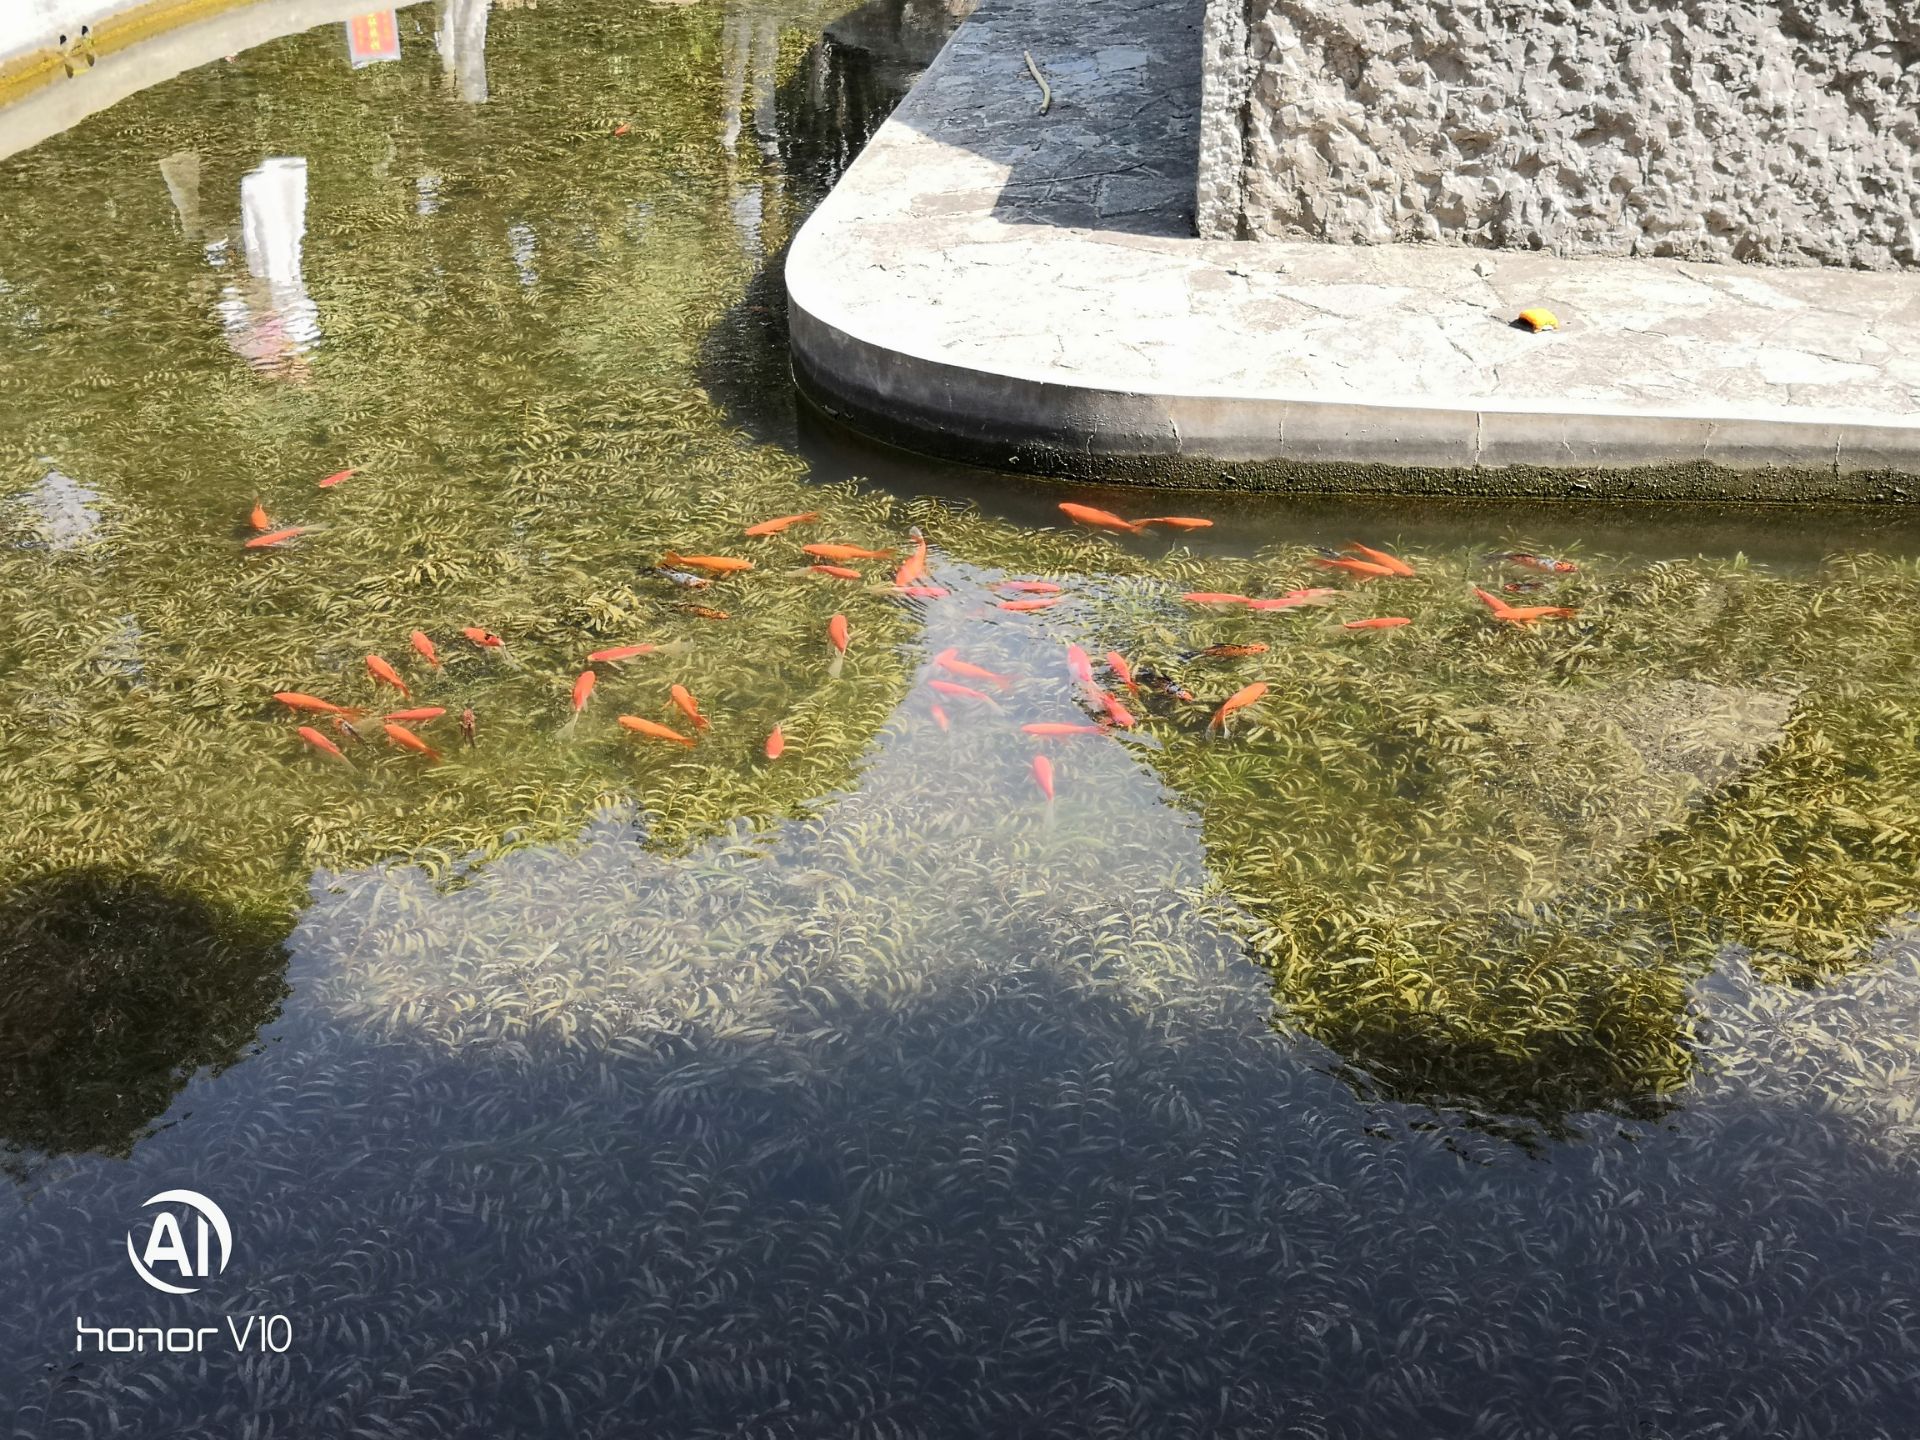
[3, 3, 1920, 1436]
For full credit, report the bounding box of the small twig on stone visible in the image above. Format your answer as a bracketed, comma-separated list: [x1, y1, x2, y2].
[1023, 50, 1051, 115]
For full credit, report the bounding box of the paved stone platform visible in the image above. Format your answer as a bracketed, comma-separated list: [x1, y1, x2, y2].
[785, 0, 1920, 499]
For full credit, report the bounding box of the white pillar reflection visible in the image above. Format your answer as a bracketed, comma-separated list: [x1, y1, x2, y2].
[435, 0, 491, 104]
[214, 157, 321, 378]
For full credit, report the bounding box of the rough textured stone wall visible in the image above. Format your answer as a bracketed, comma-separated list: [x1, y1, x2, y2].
[1196, 0, 1920, 270]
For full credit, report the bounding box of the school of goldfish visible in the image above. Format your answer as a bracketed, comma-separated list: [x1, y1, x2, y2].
[254, 484, 1584, 804]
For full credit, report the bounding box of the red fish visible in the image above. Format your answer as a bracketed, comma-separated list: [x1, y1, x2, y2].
[933, 648, 1011, 688]
[1058, 502, 1143, 535]
[462, 626, 505, 649]
[571, 671, 597, 713]
[995, 580, 1064, 595]
[670, 683, 710, 731]
[1137, 516, 1214, 530]
[1065, 644, 1095, 688]
[366, 654, 409, 697]
[894, 531, 929, 587]
[827, 614, 850, 677]
[1031, 754, 1055, 800]
[587, 644, 656, 663]
[1104, 651, 1138, 695]
[1097, 690, 1135, 728]
[1181, 592, 1251, 606]
[317, 467, 356, 489]
[611, 122, 631, 137]
[1246, 589, 1338, 611]
[1505, 552, 1578, 574]
[804, 543, 894, 562]
[618, 714, 694, 746]
[384, 706, 447, 722]
[1023, 722, 1106, 737]
[382, 721, 440, 761]
[296, 726, 348, 762]
[244, 526, 305, 549]
[1209, 682, 1268, 733]
[274, 691, 362, 717]
[1343, 543, 1415, 578]
[1201, 643, 1269, 658]
[1343, 617, 1412, 630]
[808, 564, 862, 580]
[248, 500, 271, 532]
[998, 598, 1062, 612]
[765, 725, 786, 760]
[662, 550, 754, 574]
[410, 631, 441, 668]
[1473, 587, 1578, 624]
[743, 511, 820, 537]
[1316, 557, 1393, 579]
[929, 703, 951, 732]
[929, 678, 997, 707]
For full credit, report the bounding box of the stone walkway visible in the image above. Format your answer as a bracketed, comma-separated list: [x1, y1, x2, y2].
[785, 0, 1920, 498]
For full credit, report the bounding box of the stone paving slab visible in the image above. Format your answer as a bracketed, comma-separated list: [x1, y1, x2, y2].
[785, 0, 1920, 497]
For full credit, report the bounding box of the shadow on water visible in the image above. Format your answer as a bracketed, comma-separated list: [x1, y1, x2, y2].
[0, 868, 287, 1179]
[0, 839, 1915, 1436]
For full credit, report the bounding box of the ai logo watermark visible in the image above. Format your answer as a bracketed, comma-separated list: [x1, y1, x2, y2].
[125, 1190, 232, 1295]
[75, 1188, 294, 1354]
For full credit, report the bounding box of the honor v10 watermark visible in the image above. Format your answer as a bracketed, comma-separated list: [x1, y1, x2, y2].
[74, 1189, 294, 1354]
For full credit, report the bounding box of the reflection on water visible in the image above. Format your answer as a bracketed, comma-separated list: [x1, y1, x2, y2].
[0, 0, 1918, 1434]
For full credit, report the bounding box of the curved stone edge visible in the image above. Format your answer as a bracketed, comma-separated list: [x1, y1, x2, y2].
[786, 289, 1920, 504]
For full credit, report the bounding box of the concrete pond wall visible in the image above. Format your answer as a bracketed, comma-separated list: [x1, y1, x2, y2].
[1198, 0, 1920, 271]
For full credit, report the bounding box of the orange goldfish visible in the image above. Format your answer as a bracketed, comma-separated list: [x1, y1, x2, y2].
[1137, 516, 1214, 530]
[618, 714, 695, 747]
[1031, 754, 1055, 800]
[587, 644, 656, 663]
[317, 467, 356, 489]
[274, 692, 362, 717]
[410, 630, 441, 668]
[1316, 557, 1393, 579]
[1058, 502, 1143, 535]
[1097, 690, 1135, 728]
[827, 613, 849, 678]
[933, 648, 1011, 688]
[1343, 543, 1416, 578]
[670, 683, 710, 731]
[803, 543, 895, 562]
[677, 604, 731, 620]
[1065, 645, 1095, 688]
[611, 122, 631, 137]
[1104, 651, 1138, 695]
[248, 500, 271, 532]
[1473, 587, 1578, 624]
[1023, 722, 1106, 737]
[929, 703, 951, 732]
[1344, 617, 1412, 630]
[384, 706, 447, 722]
[1246, 589, 1338, 611]
[765, 725, 786, 759]
[382, 722, 439, 761]
[571, 670, 597, 713]
[296, 726, 348, 763]
[1181, 592, 1251, 606]
[366, 654, 409, 697]
[888, 585, 950, 599]
[1209, 681, 1268, 733]
[743, 511, 820, 537]
[998, 598, 1062, 612]
[894, 531, 929, 586]
[995, 580, 1063, 595]
[929, 679, 997, 707]
[1201, 643, 1269, 658]
[245, 526, 305, 549]
[808, 564, 862, 581]
[662, 550, 754, 574]
[462, 626, 506, 649]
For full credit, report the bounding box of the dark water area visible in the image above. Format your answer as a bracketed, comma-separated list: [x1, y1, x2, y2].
[2, 2, 1919, 1437]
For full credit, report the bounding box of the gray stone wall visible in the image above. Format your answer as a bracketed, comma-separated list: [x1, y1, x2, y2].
[1196, 0, 1920, 270]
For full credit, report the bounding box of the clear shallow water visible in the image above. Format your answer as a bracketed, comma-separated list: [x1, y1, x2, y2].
[3, 3, 1920, 1436]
